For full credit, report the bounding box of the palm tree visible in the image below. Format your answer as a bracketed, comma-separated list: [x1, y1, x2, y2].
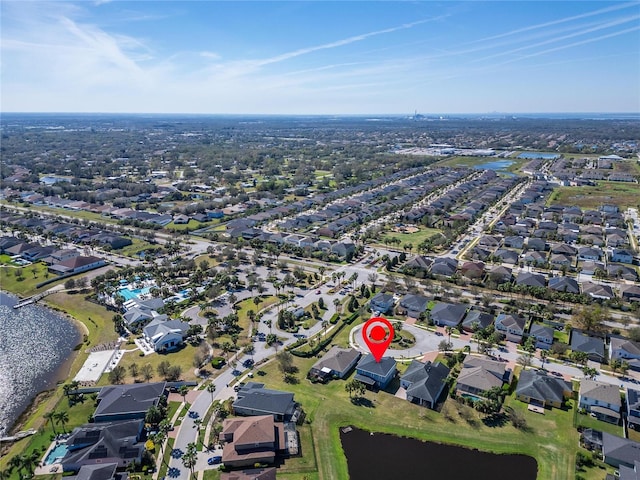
[206, 382, 216, 403]
[54, 411, 69, 433]
[145, 405, 163, 425]
[181, 442, 198, 480]
[178, 385, 189, 404]
[44, 411, 57, 436]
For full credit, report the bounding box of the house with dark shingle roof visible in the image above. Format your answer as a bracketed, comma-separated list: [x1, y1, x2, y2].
[233, 383, 299, 422]
[582, 282, 614, 300]
[308, 346, 361, 381]
[626, 388, 640, 431]
[487, 265, 513, 284]
[495, 313, 526, 343]
[515, 271, 546, 289]
[397, 294, 430, 318]
[461, 310, 494, 333]
[548, 276, 580, 294]
[571, 330, 606, 363]
[60, 419, 144, 472]
[602, 432, 640, 468]
[579, 380, 621, 424]
[430, 302, 467, 327]
[94, 383, 167, 423]
[516, 369, 572, 408]
[355, 354, 397, 390]
[529, 323, 555, 350]
[400, 360, 450, 409]
[430, 257, 458, 277]
[369, 292, 395, 315]
[610, 337, 640, 363]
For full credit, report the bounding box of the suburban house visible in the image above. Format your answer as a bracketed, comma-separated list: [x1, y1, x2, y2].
[610, 248, 634, 264]
[582, 282, 614, 300]
[579, 380, 622, 424]
[515, 272, 547, 289]
[233, 383, 299, 422]
[59, 419, 145, 472]
[430, 302, 468, 327]
[308, 346, 361, 382]
[143, 318, 189, 352]
[461, 310, 494, 333]
[578, 247, 603, 261]
[397, 294, 430, 319]
[355, 354, 397, 390]
[220, 415, 287, 468]
[455, 356, 511, 400]
[601, 433, 640, 469]
[487, 265, 513, 284]
[369, 292, 395, 315]
[548, 276, 580, 294]
[515, 369, 572, 409]
[63, 463, 125, 480]
[400, 360, 450, 409]
[93, 383, 167, 423]
[495, 313, 526, 343]
[571, 331, 606, 363]
[621, 285, 640, 302]
[627, 388, 640, 431]
[610, 337, 640, 363]
[430, 257, 458, 277]
[493, 248, 519, 264]
[48, 255, 106, 275]
[528, 323, 555, 350]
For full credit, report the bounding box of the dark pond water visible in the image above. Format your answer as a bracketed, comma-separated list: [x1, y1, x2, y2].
[340, 427, 537, 480]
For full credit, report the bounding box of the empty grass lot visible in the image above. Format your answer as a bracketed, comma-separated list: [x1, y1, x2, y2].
[547, 181, 640, 210]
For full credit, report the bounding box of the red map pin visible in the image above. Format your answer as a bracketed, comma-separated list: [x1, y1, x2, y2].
[362, 317, 394, 363]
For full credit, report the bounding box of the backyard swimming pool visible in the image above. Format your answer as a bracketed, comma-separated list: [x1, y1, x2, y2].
[44, 443, 69, 465]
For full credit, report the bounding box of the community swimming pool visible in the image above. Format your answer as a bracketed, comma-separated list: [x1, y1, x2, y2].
[118, 286, 151, 301]
[44, 443, 69, 465]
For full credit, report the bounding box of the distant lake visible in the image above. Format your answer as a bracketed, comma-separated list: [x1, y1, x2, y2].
[473, 160, 515, 172]
[340, 427, 537, 480]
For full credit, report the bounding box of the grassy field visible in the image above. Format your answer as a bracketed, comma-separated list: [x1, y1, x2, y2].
[375, 226, 442, 248]
[13, 203, 120, 225]
[0, 261, 64, 297]
[250, 318, 578, 480]
[164, 220, 208, 232]
[117, 238, 157, 258]
[547, 181, 640, 210]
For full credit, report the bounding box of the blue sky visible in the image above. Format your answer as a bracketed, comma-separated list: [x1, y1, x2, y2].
[1, 1, 639, 114]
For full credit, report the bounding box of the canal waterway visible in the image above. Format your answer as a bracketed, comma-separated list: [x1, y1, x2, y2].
[340, 427, 537, 480]
[0, 291, 81, 437]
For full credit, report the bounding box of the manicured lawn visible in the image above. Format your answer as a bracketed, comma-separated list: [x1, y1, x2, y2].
[547, 181, 640, 210]
[165, 220, 208, 232]
[375, 226, 442, 248]
[202, 470, 221, 480]
[574, 411, 624, 436]
[0, 261, 65, 297]
[117, 238, 156, 258]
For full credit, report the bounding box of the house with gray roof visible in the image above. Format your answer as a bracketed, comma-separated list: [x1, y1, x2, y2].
[369, 292, 395, 315]
[548, 276, 580, 294]
[143, 318, 189, 352]
[611, 249, 635, 264]
[579, 380, 621, 424]
[461, 309, 494, 333]
[621, 286, 640, 303]
[582, 282, 614, 300]
[65, 462, 126, 480]
[397, 294, 430, 318]
[627, 388, 640, 431]
[516, 369, 572, 408]
[493, 248, 519, 264]
[400, 360, 450, 409]
[571, 330, 606, 363]
[602, 432, 640, 468]
[355, 354, 397, 390]
[94, 383, 167, 422]
[430, 257, 458, 277]
[455, 356, 511, 400]
[60, 419, 144, 472]
[529, 323, 554, 350]
[610, 337, 640, 363]
[516, 271, 546, 288]
[495, 313, 526, 343]
[430, 302, 467, 327]
[308, 346, 361, 382]
[487, 265, 512, 284]
[233, 383, 299, 422]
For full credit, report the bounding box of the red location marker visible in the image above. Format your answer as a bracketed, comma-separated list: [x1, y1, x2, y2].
[362, 317, 394, 363]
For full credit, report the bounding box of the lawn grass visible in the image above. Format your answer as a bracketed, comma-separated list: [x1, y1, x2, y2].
[0, 261, 65, 297]
[165, 220, 208, 232]
[99, 343, 201, 385]
[116, 238, 156, 258]
[15, 203, 121, 225]
[547, 181, 640, 210]
[374, 226, 442, 248]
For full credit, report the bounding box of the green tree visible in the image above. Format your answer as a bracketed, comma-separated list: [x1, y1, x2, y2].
[108, 365, 126, 384]
[54, 410, 69, 433]
[141, 363, 154, 382]
[44, 410, 57, 435]
[145, 405, 163, 425]
[181, 442, 198, 480]
[178, 385, 189, 403]
[206, 382, 216, 403]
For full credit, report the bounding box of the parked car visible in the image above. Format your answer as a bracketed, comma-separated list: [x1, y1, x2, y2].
[242, 359, 254, 368]
[207, 456, 222, 465]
